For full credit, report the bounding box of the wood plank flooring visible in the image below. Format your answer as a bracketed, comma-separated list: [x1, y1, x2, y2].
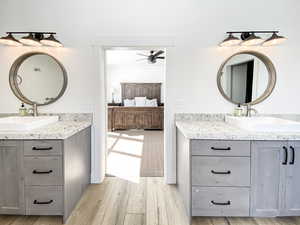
[107, 130, 164, 177]
[1, 177, 300, 225]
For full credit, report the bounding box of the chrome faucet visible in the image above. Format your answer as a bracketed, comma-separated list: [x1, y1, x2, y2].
[246, 104, 258, 117]
[28, 104, 38, 117]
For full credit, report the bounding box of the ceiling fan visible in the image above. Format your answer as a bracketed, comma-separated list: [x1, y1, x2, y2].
[137, 50, 165, 64]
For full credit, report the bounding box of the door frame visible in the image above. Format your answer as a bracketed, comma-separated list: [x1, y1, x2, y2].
[94, 35, 176, 183]
[103, 46, 167, 178]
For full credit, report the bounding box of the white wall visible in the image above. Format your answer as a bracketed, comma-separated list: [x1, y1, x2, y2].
[106, 50, 165, 103]
[0, 0, 299, 184]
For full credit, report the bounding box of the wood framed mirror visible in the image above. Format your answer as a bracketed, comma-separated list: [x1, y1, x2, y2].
[217, 51, 276, 105]
[9, 52, 68, 106]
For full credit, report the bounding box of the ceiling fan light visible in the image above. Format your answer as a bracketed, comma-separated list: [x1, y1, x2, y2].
[40, 34, 63, 47]
[19, 33, 42, 46]
[0, 33, 22, 46]
[241, 33, 264, 46]
[219, 33, 241, 47]
[262, 33, 287, 46]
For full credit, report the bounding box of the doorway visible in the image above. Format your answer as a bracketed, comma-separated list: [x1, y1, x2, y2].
[104, 48, 166, 183]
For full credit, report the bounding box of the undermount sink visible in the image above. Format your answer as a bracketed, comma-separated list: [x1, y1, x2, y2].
[225, 116, 300, 132]
[0, 116, 59, 131]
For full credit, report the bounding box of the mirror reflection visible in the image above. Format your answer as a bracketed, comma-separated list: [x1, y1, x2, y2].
[16, 54, 65, 105]
[220, 54, 269, 104]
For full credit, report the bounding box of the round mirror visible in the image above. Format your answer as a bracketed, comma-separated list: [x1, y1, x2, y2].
[217, 51, 276, 105]
[9, 52, 67, 106]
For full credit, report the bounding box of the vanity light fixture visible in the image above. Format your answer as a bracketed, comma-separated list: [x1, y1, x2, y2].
[0, 33, 22, 46]
[0, 32, 63, 47]
[240, 33, 264, 46]
[19, 33, 42, 46]
[262, 32, 287, 46]
[219, 33, 242, 47]
[219, 31, 287, 47]
[40, 34, 63, 47]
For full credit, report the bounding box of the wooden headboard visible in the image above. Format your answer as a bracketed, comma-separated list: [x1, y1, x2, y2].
[121, 83, 162, 105]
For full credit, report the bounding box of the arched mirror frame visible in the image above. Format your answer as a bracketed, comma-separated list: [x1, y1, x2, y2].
[217, 51, 276, 106]
[9, 52, 68, 106]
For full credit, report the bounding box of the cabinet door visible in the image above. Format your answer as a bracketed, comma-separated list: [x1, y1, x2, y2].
[251, 141, 286, 217]
[283, 141, 300, 216]
[0, 141, 25, 214]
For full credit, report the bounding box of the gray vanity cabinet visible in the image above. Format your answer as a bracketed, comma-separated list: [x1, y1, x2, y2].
[0, 127, 91, 223]
[177, 131, 251, 219]
[251, 141, 285, 217]
[282, 141, 300, 216]
[251, 141, 300, 217]
[0, 141, 25, 215]
[177, 129, 300, 222]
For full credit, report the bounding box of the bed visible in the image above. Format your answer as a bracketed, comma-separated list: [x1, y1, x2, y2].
[108, 83, 164, 131]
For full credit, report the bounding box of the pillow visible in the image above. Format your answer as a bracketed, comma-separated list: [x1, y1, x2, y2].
[124, 99, 135, 107]
[134, 97, 147, 107]
[145, 98, 158, 107]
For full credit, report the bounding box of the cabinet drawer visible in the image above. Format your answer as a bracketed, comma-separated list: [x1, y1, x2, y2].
[192, 156, 250, 186]
[191, 140, 250, 156]
[24, 140, 62, 156]
[26, 186, 63, 215]
[24, 156, 63, 185]
[192, 187, 250, 216]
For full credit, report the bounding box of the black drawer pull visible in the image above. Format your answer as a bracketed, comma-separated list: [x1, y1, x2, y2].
[211, 170, 231, 175]
[32, 147, 53, 151]
[211, 200, 231, 206]
[211, 147, 231, 151]
[290, 146, 295, 165]
[33, 170, 53, 174]
[33, 200, 53, 205]
[283, 146, 288, 165]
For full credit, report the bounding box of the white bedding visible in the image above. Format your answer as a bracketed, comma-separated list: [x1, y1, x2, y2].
[123, 97, 158, 107]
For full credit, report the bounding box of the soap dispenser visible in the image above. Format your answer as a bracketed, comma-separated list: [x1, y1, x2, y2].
[234, 103, 243, 117]
[19, 103, 27, 116]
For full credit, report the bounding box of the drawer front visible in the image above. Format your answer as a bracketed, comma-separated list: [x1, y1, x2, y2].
[192, 157, 250, 186]
[191, 140, 250, 156]
[192, 187, 250, 216]
[24, 156, 63, 185]
[26, 186, 63, 215]
[24, 140, 62, 156]
[0, 140, 19, 146]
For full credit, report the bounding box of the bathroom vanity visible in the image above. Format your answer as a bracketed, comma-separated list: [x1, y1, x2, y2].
[0, 50, 92, 223]
[175, 50, 300, 221]
[176, 116, 300, 221]
[0, 119, 91, 223]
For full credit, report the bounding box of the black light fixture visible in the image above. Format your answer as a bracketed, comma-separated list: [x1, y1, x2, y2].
[262, 32, 287, 47]
[19, 33, 42, 46]
[219, 31, 287, 47]
[241, 32, 264, 46]
[0, 32, 63, 47]
[41, 34, 63, 47]
[0, 33, 22, 46]
[219, 33, 242, 47]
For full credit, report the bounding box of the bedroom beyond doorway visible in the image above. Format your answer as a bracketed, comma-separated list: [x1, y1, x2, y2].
[105, 48, 166, 182]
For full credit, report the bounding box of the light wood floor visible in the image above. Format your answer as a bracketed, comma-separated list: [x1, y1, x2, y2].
[1, 177, 300, 225]
[107, 130, 164, 178]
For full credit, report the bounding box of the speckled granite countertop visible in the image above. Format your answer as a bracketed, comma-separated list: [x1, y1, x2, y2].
[176, 120, 300, 140]
[0, 121, 92, 140]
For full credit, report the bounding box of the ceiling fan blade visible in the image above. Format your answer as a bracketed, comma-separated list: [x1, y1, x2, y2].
[137, 53, 149, 57]
[153, 50, 164, 57]
[156, 57, 165, 59]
